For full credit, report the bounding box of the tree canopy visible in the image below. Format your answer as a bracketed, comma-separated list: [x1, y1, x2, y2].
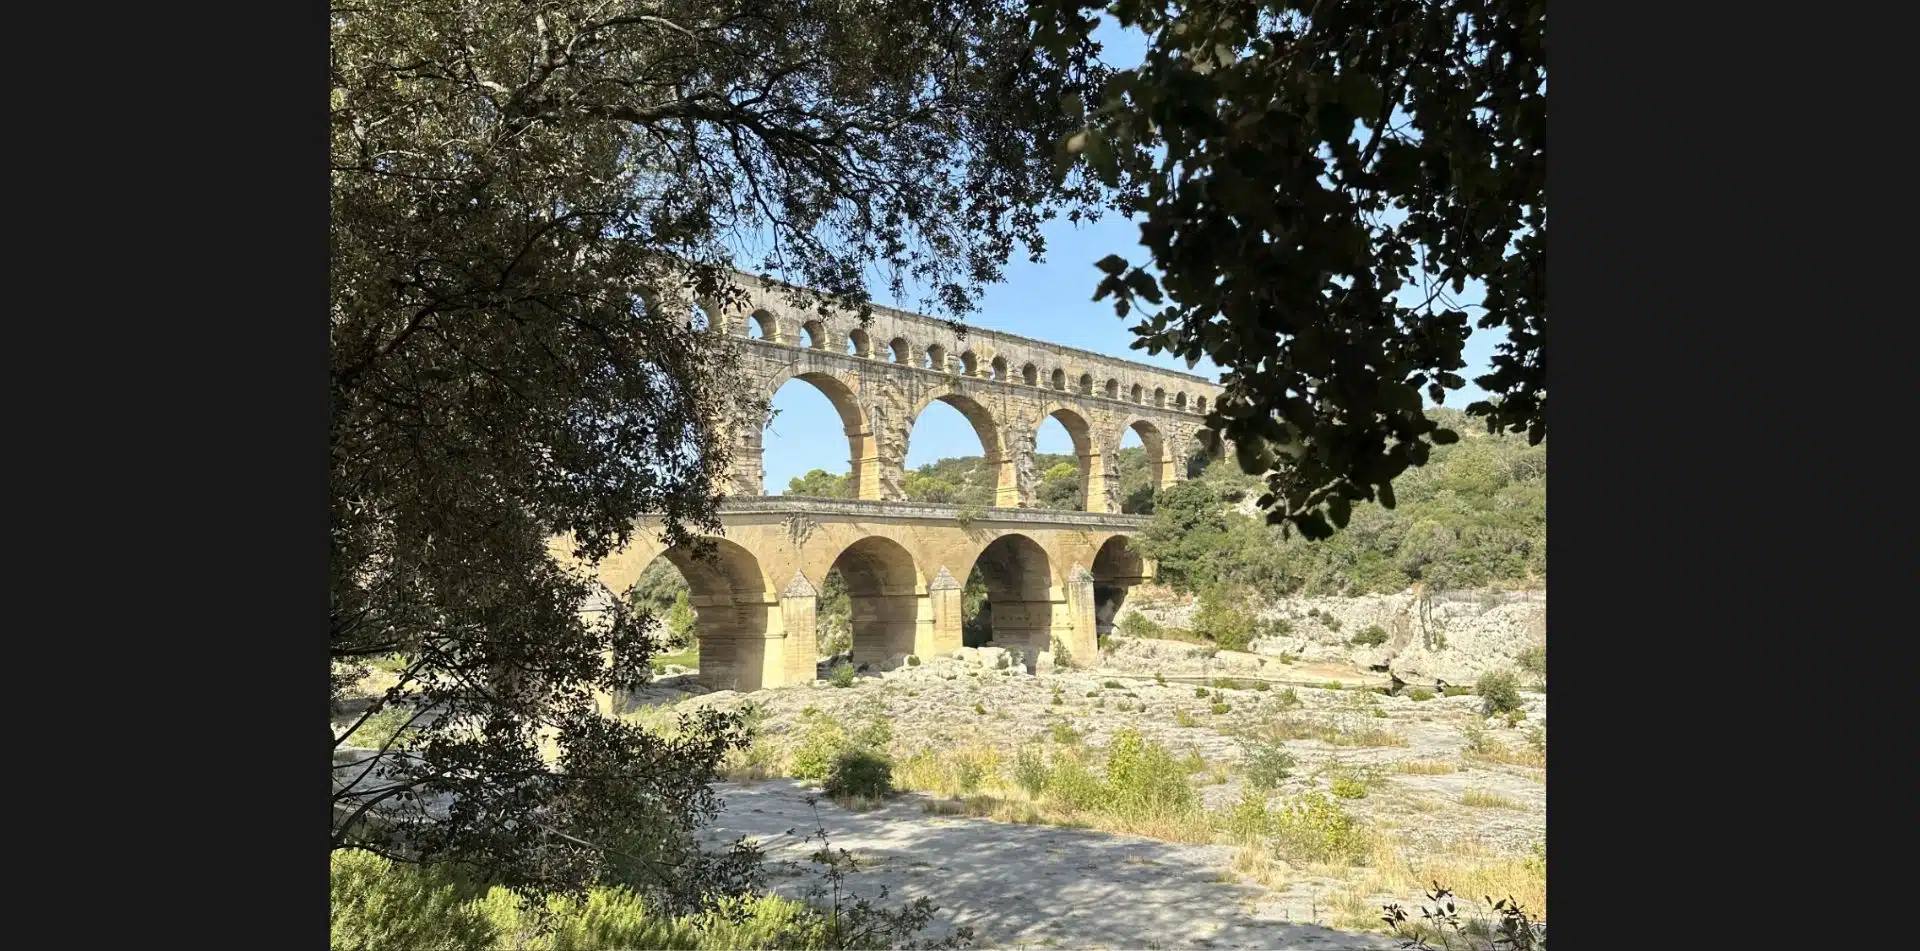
[331, 0, 1111, 898]
[1035, 0, 1545, 539]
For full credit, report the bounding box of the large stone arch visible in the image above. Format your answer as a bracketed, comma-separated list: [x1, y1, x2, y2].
[760, 367, 883, 500]
[906, 384, 1017, 507]
[828, 536, 924, 667]
[965, 533, 1056, 662]
[629, 538, 780, 693]
[1089, 534, 1151, 643]
[1117, 415, 1176, 500]
[1031, 401, 1113, 513]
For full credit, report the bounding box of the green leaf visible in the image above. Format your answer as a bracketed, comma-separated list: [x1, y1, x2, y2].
[1431, 429, 1460, 445]
[1378, 482, 1396, 509]
[1096, 254, 1129, 275]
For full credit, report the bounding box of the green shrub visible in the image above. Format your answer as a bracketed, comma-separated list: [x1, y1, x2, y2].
[331, 849, 497, 951]
[1102, 680, 1124, 689]
[995, 652, 1011, 670]
[1050, 635, 1074, 670]
[906, 654, 921, 667]
[824, 748, 894, 800]
[1049, 721, 1084, 745]
[973, 702, 987, 716]
[1154, 671, 1167, 685]
[788, 714, 848, 781]
[1193, 584, 1258, 652]
[1051, 687, 1065, 706]
[331, 848, 823, 951]
[1330, 776, 1367, 799]
[1408, 687, 1435, 701]
[1270, 792, 1372, 865]
[1323, 616, 1343, 633]
[1173, 709, 1198, 728]
[1041, 751, 1106, 812]
[1349, 625, 1389, 647]
[1253, 681, 1271, 692]
[1322, 681, 1343, 691]
[1210, 702, 1231, 715]
[1119, 612, 1165, 639]
[1239, 737, 1296, 791]
[1218, 787, 1276, 843]
[827, 661, 857, 688]
[1476, 670, 1523, 716]
[1517, 643, 1545, 679]
[1442, 685, 1473, 697]
[1013, 746, 1049, 799]
[1274, 687, 1301, 709]
[1195, 687, 1211, 698]
[1103, 728, 1198, 818]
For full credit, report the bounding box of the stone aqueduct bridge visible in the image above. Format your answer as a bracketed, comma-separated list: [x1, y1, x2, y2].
[574, 275, 1229, 693]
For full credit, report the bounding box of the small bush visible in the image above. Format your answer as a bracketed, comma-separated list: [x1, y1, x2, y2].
[973, 702, 987, 716]
[1210, 702, 1231, 715]
[1218, 787, 1276, 843]
[1349, 625, 1389, 647]
[1086, 689, 1100, 697]
[1276, 653, 1297, 664]
[1442, 685, 1473, 697]
[1050, 635, 1074, 670]
[1322, 681, 1344, 691]
[906, 654, 921, 667]
[824, 748, 894, 801]
[1517, 643, 1546, 682]
[1154, 671, 1167, 685]
[1324, 616, 1342, 633]
[828, 661, 857, 688]
[1049, 721, 1084, 745]
[1174, 709, 1198, 728]
[1118, 612, 1165, 639]
[1193, 584, 1258, 652]
[1330, 776, 1367, 799]
[1195, 687, 1211, 698]
[1252, 681, 1271, 692]
[1104, 728, 1198, 819]
[1274, 687, 1301, 709]
[1013, 746, 1049, 799]
[788, 714, 848, 781]
[1041, 751, 1106, 812]
[1408, 687, 1435, 701]
[1102, 680, 1124, 689]
[995, 652, 1011, 670]
[1476, 670, 1523, 716]
[1240, 738, 1296, 791]
[1269, 792, 1371, 865]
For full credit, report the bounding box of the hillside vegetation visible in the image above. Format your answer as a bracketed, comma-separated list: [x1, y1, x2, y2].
[1138, 410, 1545, 599]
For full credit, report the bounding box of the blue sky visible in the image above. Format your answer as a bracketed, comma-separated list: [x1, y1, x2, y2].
[756, 19, 1500, 494]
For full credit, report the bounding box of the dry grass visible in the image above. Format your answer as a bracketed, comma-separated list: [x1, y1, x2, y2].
[1461, 789, 1526, 810]
[1228, 845, 1290, 890]
[1370, 836, 1548, 920]
[1254, 716, 1410, 748]
[1394, 759, 1460, 775]
[1463, 743, 1547, 769]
